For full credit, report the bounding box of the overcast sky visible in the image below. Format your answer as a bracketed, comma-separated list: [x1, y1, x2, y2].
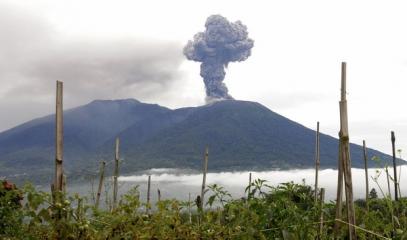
[0, 0, 406, 156]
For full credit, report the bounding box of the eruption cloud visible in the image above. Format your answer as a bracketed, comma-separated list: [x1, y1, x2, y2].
[183, 15, 254, 102]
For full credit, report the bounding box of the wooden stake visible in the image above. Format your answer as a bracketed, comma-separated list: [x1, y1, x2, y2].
[363, 140, 369, 212]
[95, 161, 106, 209]
[385, 167, 392, 199]
[314, 121, 320, 203]
[146, 175, 151, 214]
[248, 172, 252, 199]
[334, 139, 344, 237]
[385, 166, 395, 234]
[157, 189, 161, 202]
[338, 62, 356, 239]
[319, 188, 325, 239]
[54, 81, 64, 193]
[112, 138, 120, 210]
[391, 131, 399, 201]
[52, 81, 64, 236]
[200, 146, 209, 209]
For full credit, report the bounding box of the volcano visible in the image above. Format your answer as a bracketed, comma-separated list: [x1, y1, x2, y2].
[0, 99, 393, 184]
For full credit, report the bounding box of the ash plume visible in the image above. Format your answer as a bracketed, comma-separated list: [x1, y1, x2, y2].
[183, 15, 254, 102]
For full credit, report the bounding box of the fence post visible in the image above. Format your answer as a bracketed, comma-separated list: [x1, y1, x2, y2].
[146, 175, 151, 214]
[391, 131, 399, 201]
[112, 138, 120, 210]
[314, 121, 320, 203]
[248, 172, 252, 199]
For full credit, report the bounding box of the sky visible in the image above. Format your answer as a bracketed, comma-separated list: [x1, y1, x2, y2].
[0, 0, 406, 156]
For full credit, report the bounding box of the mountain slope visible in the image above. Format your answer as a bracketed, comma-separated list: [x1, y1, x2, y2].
[118, 100, 391, 172]
[0, 99, 394, 183]
[0, 99, 170, 182]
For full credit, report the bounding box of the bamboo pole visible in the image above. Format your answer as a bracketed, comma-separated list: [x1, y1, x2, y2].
[51, 81, 64, 236]
[95, 161, 106, 209]
[385, 167, 392, 199]
[363, 140, 369, 211]
[54, 81, 64, 193]
[200, 146, 209, 209]
[319, 188, 325, 239]
[338, 62, 356, 239]
[146, 175, 151, 214]
[112, 138, 120, 210]
[334, 139, 344, 237]
[248, 172, 252, 199]
[314, 121, 320, 203]
[391, 131, 399, 201]
[385, 166, 396, 234]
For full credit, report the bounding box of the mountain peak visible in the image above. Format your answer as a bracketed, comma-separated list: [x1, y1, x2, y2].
[205, 99, 267, 109]
[88, 98, 141, 106]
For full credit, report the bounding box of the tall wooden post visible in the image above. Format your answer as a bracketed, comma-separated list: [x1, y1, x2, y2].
[314, 121, 320, 203]
[146, 175, 151, 214]
[385, 166, 395, 233]
[95, 161, 106, 209]
[112, 138, 120, 210]
[391, 131, 399, 201]
[338, 62, 356, 239]
[363, 140, 369, 211]
[386, 167, 392, 199]
[54, 81, 64, 193]
[248, 172, 252, 199]
[334, 140, 344, 237]
[200, 146, 209, 209]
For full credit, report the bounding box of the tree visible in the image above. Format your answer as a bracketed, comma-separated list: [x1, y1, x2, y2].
[369, 188, 378, 199]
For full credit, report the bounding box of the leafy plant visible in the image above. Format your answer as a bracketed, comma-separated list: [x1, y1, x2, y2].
[2, 172, 407, 239]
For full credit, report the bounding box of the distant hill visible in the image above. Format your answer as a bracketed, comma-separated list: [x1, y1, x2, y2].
[0, 99, 394, 184]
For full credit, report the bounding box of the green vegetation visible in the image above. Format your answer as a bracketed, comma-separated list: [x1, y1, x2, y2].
[2, 178, 407, 239]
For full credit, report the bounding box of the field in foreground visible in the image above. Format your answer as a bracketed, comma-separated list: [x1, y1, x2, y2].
[1, 179, 406, 239]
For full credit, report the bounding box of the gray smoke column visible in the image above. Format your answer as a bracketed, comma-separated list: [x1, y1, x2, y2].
[183, 15, 254, 102]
